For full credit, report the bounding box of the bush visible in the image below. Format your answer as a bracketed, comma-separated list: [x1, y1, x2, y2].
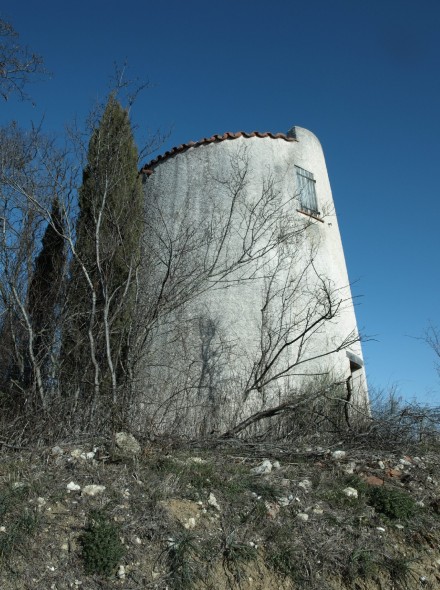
[363, 389, 440, 451]
[367, 487, 416, 520]
[80, 510, 124, 576]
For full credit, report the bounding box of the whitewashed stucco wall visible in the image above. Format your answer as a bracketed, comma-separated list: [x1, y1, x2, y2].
[136, 127, 368, 435]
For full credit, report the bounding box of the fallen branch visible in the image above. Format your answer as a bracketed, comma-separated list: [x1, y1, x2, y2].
[219, 381, 346, 439]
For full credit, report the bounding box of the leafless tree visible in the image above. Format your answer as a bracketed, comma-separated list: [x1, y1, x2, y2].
[0, 64, 364, 442]
[0, 123, 74, 418]
[0, 18, 47, 102]
[132, 145, 364, 438]
[425, 324, 440, 379]
[0, 87, 161, 436]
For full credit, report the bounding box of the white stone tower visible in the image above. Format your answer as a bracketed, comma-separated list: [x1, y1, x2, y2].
[138, 126, 368, 436]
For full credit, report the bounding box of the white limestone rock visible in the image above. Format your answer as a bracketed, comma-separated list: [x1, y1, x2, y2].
[296, 512, 309, 522]
[344, 462, 357, 474]
[342, 487, 358, 499]
[208, 492, 221, 511]
[115, 432, 141, 456]
[82, 485, 106, 497]
[184, 517, 196, 529]
[298, 479, 312, 492]
[251, 459, 272, 475]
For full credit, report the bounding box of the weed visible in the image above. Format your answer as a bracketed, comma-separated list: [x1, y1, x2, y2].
[318, 486, 360, 509]
[222, 532, 257, 583]
[267, 543, 298, 579]
[367, 487, 416, 520]
[238, 498, 267, 526]
[0, 509, 39, 561]
[185, 462, 217, 491]
[0, 483, 29, 518]
[150, 455, 182, 475]
[0, 482, 39, 564]
[383, 554, 417, 589]
[344, 548, 378, 581]
[165, 532, 202, 589]
[248, 478, 283, 501]
[343, 474, 368, 495]
[80, 509, 125, 576]
[265, 522, 299, 581]
[150, 456, 218, 500]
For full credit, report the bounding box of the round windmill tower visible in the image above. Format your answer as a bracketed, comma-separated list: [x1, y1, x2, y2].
[137, 126, 368, 436]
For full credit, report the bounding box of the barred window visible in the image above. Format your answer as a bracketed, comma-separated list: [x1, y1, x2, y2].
[296, 166, 319, 215]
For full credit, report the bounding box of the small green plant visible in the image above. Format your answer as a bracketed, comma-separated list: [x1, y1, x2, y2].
[343, 475, 368, 495]
[367, 487, 416, 520]
[80, 509, 124, 576]
[267, 544, 298, 579]
[317, 482, 361, 510]
[248, 479, 283, 501]
[185, 462, 217, 491]
[222, 533, 257, 583]
[383, 554, 417, 588]
[265, 522, 300, 582]
[151, 456, 182, 475]
[0, 510, 39, 561]
[345, 548, 378, 581]
[165, 533, 202, 589]
[0, 483, 39, 564]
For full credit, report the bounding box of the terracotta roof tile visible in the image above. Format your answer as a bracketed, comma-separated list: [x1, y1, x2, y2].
[140, 131, 296, 175]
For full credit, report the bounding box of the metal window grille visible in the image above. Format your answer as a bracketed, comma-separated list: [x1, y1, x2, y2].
[296, 166, 319, 215]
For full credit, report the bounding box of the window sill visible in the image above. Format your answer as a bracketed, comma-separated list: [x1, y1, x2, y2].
[296, 209, 324, 223]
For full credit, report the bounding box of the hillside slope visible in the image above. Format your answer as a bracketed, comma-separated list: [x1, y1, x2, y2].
[1, 436, 439, 589]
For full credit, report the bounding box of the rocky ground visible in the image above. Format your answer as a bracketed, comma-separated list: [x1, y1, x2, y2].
[0, 432, 439, 589]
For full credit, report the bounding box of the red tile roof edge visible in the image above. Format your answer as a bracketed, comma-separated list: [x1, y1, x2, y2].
[140, 131, 296, 175]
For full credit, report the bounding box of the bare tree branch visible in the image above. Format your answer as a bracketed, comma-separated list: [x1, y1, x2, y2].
[0, 18, 47, 102]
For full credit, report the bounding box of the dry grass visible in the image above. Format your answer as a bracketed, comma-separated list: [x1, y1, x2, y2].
[0, 428, 439, 589]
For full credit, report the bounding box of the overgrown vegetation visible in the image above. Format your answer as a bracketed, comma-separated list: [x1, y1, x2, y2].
[164, 533, 203, 589]
[1, 17, 440, 589]
[80, 509, 125, 576]
[0, 425, 439, 589]
[0, 482, 39, 563]
[367, 486, 416, 521]
[61, 93, 143, 425]
[1, 17, 439, 457]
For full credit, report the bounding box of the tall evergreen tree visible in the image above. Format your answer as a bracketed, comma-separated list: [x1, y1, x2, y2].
[62, 95, 143, 415]
[27, 197, 65, 393]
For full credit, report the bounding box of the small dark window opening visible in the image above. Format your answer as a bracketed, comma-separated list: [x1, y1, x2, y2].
[346, 351, 363, 400]
[350, 360, 362, 373]
[347, 351, 364, 372]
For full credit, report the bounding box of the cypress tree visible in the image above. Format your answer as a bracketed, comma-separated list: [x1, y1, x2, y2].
[62, 95, 143, 413]
[27, 197, 65, 391]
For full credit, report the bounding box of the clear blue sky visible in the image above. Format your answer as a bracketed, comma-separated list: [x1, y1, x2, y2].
[2, 0, 440, 405]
